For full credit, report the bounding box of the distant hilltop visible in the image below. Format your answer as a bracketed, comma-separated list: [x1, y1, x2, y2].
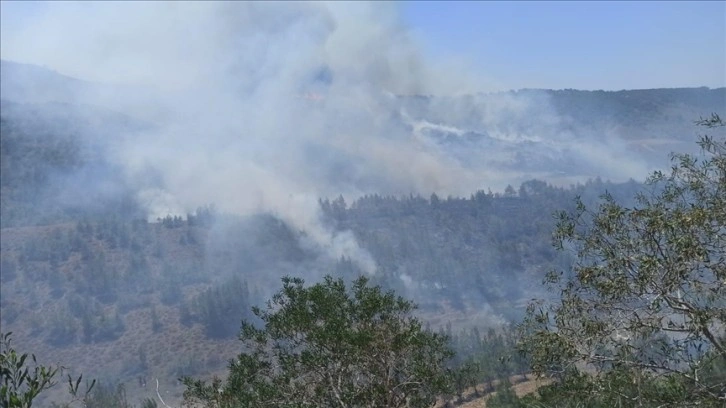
[2, 58, 724, 197]
[3, 58, 724, 102]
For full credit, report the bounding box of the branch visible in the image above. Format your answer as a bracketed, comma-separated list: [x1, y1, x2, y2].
[662, 295, 726, 357]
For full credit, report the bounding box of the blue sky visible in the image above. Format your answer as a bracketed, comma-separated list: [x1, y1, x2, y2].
[2, 1, 724, 91]
[400, 1, 725, 90]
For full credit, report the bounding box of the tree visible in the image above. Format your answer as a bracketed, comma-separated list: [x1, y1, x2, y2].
[186, 276, 255, 339]
[182, 275, 453, 408]
[520, 115, 726, 406]
[1, 332, 94, 408]
[486, 378, 524, 408]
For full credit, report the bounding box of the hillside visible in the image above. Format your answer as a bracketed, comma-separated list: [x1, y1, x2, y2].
[1, 60, 724, 406]
[0, 182, 645, 406]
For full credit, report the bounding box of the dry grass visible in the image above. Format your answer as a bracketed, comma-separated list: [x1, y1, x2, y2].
[0, 223, 243, 406]
[2, 222, 545, 407]
[436, 375, 553, 408]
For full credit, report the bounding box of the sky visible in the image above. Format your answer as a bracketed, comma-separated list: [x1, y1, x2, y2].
[1, 1, 724, 91]
[399, 1, 726, 90]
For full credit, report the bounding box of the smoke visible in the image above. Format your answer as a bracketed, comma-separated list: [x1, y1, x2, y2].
[0, 2, 493, 273]
[0, 2, 705, 274]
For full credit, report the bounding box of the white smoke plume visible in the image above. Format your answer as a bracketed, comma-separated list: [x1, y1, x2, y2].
[0, 1, 690, 272]
[0, 2, 496, 272]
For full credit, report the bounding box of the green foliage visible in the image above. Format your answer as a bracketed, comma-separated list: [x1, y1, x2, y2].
[185, 275, 256, 339]
[445, 325, 530, 403]
[0, 106, 144, 228]
[73, 300, 126, 345]
[82, 383, 133, 408]
[520, 118, 726, 406]
[486, 378, 524, 408]
[448, 360, 481, 402]
[183, 275, 454, 408]
[45, 308, 78, 347]
[517, 364, 726, 408]
[140, 398, 158, 408]
[1, 332, 94, 408]
[171, 355, 206, 379]
[320, 178, 640, 315]
[1, 332, 58, 408]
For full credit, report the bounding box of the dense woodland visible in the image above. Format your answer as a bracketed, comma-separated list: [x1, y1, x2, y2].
[1, 82, 725, 406]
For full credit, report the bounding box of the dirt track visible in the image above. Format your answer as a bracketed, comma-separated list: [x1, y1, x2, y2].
[437, 375, 553, 408]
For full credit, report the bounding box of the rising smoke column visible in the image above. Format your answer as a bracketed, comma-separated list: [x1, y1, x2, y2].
[0, 2, 656, 273]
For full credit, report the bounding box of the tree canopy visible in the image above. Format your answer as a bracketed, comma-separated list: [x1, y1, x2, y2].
[520, 115, 726, 406]
[182, 275, 453, 408]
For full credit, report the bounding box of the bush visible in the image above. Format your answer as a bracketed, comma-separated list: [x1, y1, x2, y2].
[183, 275, 454, 408]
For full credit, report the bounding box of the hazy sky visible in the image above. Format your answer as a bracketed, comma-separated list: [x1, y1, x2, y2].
[400, 1, 725, 90]
[1, 0, 724, 91]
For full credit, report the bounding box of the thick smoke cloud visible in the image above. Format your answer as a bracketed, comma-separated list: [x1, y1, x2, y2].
[1, 2, 492, 272]
[0, 2, 686, 273]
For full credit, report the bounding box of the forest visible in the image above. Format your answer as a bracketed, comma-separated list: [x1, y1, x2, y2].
[1, 60, 725, 406]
